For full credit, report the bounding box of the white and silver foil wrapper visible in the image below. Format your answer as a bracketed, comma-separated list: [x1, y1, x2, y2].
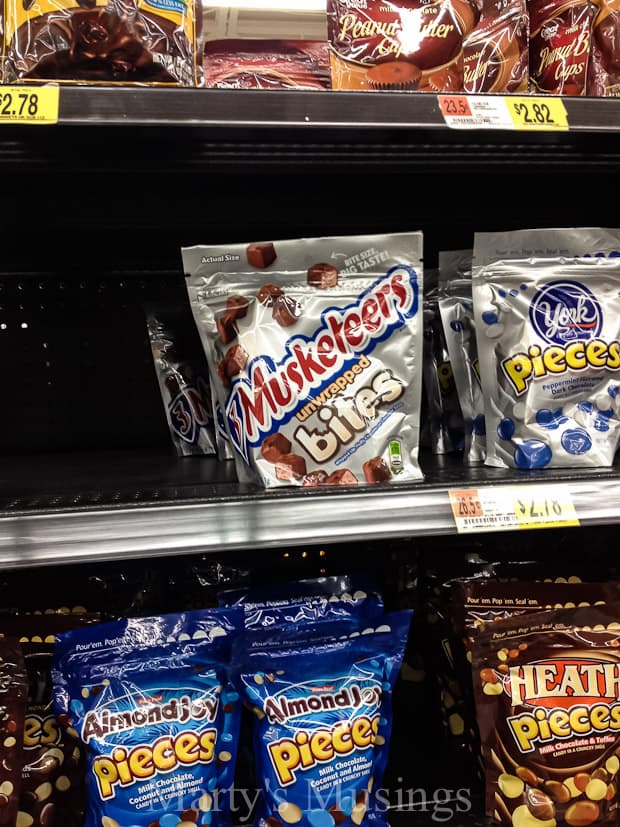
[473, 227, 620, 469]
[438, 250, 486, 464]
[183, 232, 424, 488]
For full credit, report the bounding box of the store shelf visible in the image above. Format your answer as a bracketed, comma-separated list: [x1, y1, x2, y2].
[50, 87, 620, 131]
[1, 451, 619, 568]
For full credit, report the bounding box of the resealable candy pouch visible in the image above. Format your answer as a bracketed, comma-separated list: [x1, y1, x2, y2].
[219, 575, 384, 628]
[1, 614, 100, 827]
[147, 306, 217, 457]
[53, 608, 243, 827]
[438, 250, 486, 464]
[473, 227, 620, 469]
[233, 612, 412, 827]
[182, 233, 424, 489]
[423, 269, 465, 454]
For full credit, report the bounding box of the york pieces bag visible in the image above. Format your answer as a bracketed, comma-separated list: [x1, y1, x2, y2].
[182, 233, 424, 488]
[473, 228, 620, 469]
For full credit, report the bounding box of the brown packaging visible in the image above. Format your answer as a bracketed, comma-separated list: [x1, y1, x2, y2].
[2, 615, 99, 827]
[529, 0, 597, 94]
[326, 0, 480, 91]
[3, 0, 199, 85]
[445, 580, 620, 785]
[0, 636, 28, 827]
[473, 604, 620, 827]
[463, 0, 528, 91]
[588, 0, 620, 95]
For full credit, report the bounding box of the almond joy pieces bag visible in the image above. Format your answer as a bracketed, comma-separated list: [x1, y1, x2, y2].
[182, 233, 424, 489]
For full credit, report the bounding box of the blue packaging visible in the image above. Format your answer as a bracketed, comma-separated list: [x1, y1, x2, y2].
[232, 611, 412, 827]
[53, 609, 243, 827]
[219, 576, 384, 629]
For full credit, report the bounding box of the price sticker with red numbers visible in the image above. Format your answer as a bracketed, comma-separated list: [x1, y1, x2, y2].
[438, 94, 569, 132]
[0, 86, 59, 124]
[448, 485, 579, 533]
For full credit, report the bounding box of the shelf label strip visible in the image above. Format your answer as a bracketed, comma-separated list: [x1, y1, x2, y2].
[448, 484, 580, 533]
[0, 85, 59, 124]
[438, 95, 568, 131]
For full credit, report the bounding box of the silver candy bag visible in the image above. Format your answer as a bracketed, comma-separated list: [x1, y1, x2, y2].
[182, 233, 424, 488]
[423, 269, 465, 454]
[438, 250, 486, 464]
[146, 306, 217, 457]
[473, 228, 620, 469]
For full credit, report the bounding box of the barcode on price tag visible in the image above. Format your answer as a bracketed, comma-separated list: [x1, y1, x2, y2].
[448, 485, 579, 533]
[438, 94, 569, 132]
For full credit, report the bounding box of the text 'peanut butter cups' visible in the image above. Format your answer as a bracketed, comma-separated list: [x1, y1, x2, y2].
[473, 605, 620, 827]
[326, 0, 479, 91]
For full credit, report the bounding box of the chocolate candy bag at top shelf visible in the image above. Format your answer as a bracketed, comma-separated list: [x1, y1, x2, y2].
[52, 608, 244, 827]
[147, 306, 217, 458]
[588, 0, 620, 95]
[472, 604, 620, 827]
[0, 636, 28, 827]
[463, 0, 528, 92]
[3, 0, 200, 84]
[1, 614, 100, 827]
[219, 575, 384, 628]
[438, 250, 486, 464]
[473, 227, 620, 469]
[529, 0, 597, 94]
[232, 611, 412, 827]
[182, 233, 424, 489]
[423, 269, 465, 454]
[326, 0, 480, 91]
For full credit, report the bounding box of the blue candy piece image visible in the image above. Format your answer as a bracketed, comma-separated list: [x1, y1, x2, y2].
[609, 385, 620, 399]
[561, 429, 592, 455]
[577, 401, 594, 414]
[308, 809, 337, 827]
[473, 415, 486, 435]
[497, 418, 515, 440]
[514, 440, 552, 469]
[482, 311, 499, 325]
[594, 417, 610, 432]
[450, 320, 465, 332]
[161, 815, 182, 827]
[535, 408, 568, 430]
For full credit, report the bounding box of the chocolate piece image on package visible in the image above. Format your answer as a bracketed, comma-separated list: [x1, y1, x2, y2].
[472, 604, 620, 827]
[4, 0, 199, 84]
[473, 228, 620, 469]
[147, 306, 217, 457]
[423, 269, 465, 454]
[438, 250, 486, 464]
[182, 233, 424, 489]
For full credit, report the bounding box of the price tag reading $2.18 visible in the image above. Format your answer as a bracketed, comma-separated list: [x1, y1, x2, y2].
[449, 485, 579, 533]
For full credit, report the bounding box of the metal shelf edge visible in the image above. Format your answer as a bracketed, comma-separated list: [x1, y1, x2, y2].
[50, 87, 620, 131]
[1, 475, 618, 568]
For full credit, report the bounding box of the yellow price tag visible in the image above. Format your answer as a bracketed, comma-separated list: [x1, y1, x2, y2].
[449, 484, 579, 533]
[0, 86, 59, 124]
[511, 484, 579, 530]
[507, 96, 569, 131]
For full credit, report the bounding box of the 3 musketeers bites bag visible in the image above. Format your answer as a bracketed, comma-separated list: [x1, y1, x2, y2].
[182, 233, 424, 489]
